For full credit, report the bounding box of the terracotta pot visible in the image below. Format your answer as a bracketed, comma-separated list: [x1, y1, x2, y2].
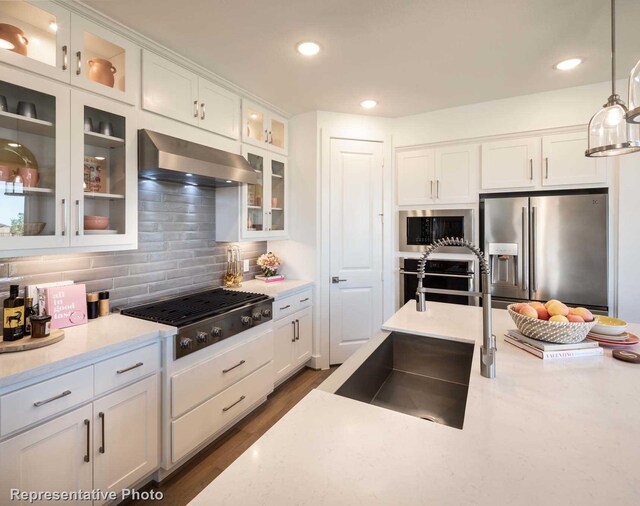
[18, 167, 39, 187]
[0, 24, 29, 56]
[0, 165, 10, 182]
[88, 58, 116, 88]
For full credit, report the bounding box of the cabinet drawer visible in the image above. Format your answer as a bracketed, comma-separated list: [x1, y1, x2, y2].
[1, 366, 94, 436]
[273, 289, 312, 320]
[171, 361, 273, 463]
[94, 343, 161, 396]
[172, 330, 273, 418]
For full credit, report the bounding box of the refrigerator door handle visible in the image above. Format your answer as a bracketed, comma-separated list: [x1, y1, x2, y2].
[531, 206, 537, 292]
[521, 206, 528, 292]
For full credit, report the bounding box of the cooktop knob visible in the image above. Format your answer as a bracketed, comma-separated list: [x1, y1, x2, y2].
[211, 326, 223, 337]
[240, 315, 252, 326]
[252, 312, 262, 321]
[196, 331, 208, 344]
[179, 337, 193, 349]
[261, 309, 272, 318]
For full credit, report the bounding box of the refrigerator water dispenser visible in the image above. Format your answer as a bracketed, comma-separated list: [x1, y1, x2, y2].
[488, 243, 519, 287]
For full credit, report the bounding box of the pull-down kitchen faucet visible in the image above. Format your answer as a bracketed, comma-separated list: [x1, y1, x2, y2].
[415, 237, 496, 379]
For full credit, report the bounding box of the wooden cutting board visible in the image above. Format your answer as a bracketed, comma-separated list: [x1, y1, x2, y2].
[0, 329, 64, 353]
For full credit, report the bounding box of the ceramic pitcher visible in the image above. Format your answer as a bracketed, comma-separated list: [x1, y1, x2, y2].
[87, 58, 116, 88]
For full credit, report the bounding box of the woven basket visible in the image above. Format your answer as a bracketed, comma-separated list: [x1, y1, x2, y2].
[507, 304, 597, 344]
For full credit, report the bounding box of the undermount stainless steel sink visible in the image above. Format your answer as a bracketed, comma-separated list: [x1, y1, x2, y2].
[335, 332, 474, 429]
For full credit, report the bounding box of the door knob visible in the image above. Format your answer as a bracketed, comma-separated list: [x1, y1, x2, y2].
[331, 276, 347, 283]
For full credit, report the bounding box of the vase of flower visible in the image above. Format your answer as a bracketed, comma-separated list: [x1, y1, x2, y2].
[257, 252, 280, 277]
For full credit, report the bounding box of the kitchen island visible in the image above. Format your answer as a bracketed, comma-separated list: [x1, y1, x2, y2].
[190, 302, 640, 505]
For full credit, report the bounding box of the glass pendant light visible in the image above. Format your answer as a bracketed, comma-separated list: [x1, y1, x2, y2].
[586, 0, 640, 157]
[627, 58, 640, 123]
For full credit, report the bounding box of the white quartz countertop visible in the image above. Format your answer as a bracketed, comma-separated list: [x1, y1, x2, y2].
[0, 314, 176, 389]
[190, 302, 640, 505]
[226, 279, 313, 300]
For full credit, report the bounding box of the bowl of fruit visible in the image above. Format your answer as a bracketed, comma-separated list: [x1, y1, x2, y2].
[507, 300, 598, 344]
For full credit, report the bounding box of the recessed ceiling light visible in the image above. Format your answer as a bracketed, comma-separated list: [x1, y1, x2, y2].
[225, 180, 232, 183]
[296, 41, 320, 56]
[186, 173, 193, 177]
[554, 58, 583, 71]
[250, 113, 258, 120]
[49, 21, 58, 33]
[8, 143, 20, 147]
[94, 156, 105, 161]
[360, 99, 377, 109]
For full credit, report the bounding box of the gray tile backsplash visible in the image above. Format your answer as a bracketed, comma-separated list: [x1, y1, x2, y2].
[0, 181, 266, 309]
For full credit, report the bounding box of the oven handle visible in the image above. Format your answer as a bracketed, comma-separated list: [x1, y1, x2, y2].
[399, 270, 474, 279]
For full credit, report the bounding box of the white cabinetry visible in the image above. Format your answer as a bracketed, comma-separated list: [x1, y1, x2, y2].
[0, 3, 139, 104]
[216, 145, 288, 241]
[541, 132, 607, 186]
[0, 404, 93, 506]
[0, 343, 161, 503]
[396, 145, 478, 205]
[242, 99, 288, 155]
[93, 375, 159, 500]
[481, 137, 539, 190]
[142, 50, 240, 139]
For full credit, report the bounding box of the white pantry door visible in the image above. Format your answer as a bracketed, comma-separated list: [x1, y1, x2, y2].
[329, 139, 383, 364]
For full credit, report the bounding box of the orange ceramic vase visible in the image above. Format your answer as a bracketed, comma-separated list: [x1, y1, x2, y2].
[87, 58, 116, 88]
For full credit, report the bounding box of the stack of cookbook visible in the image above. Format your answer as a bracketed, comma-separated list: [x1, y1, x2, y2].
[504, 329, 603, 359]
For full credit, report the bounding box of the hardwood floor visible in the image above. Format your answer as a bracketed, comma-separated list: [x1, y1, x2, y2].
[125, 366, 335, 506]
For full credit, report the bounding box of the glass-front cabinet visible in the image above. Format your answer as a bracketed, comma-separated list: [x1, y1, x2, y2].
[0, 67, 70, 253]
[69, 14, 139, 105]
[70, 90, 137, 247]
[241, 145, 287, 240]
[242, 99, 288, 156]
[0, 0, 71, 82]
[0, 3, 138, 104]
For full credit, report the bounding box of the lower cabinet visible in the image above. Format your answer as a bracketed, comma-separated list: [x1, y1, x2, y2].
[0, 374, 160, 505]
[273, 307, 312, 384]
[0, 404, 93, 505]
[93, 374, 159, 501]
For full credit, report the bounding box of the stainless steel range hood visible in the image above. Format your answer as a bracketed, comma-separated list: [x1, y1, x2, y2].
[138, 129, 257, 187]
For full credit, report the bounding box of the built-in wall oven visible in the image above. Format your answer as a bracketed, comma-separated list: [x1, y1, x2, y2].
[399, 209, 474, 253]
[399, 258, 476, 307]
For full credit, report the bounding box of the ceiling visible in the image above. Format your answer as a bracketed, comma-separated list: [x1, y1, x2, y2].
[82, 0, 640, 117]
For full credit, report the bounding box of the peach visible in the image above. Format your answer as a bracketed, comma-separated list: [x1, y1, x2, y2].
[511, 303, 525, 313]
[529, 301, 545, 310]
[535, 307, 550, 320]
[549, 315, 569, 323]
[569, 307, 594, 322]
[544, 299, 561, 309]
[518, 304, 538, 319]
[567, 314, 585, 323]
[547, 301, 569, 317]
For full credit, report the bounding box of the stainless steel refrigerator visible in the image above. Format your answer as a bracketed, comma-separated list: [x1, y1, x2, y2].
[480, 191, 608, 313]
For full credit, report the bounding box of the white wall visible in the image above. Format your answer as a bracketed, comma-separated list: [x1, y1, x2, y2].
[393, 80, 626, 147]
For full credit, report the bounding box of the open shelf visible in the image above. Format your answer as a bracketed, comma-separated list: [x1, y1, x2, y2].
[84, 191, 125, 200]
[271, 174, 283, 179]
[272, 207, 283, 211]
[247, 205, 263, 209]
[0, 110, 55, 137]
[84, 130, 125, 149]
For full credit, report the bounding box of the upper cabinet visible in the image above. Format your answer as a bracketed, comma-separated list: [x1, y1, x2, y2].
[142, 50, 240, 139]
[0, 66, 137, 256]
[0, 0, 71, 82]
[242, 99, 288, 156]
[69, 14, 139, 105]
[541, 132, 607, 186]
[396, 144, 478, 206]
[0, 2, 139, 105]
[481, 137, 539, 190]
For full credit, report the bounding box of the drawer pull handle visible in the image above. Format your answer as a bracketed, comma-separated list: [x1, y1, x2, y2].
[222, 360, 246, 373]
[222, 395, 246, 412]
[99, 412, 106, 454]
[280, 304, 291, 310]
[116, 362, 143, 374]
[299, 297, 309, 303]
[84, 419, 90, 463]
[295, 319, 300, 341]
[33, 389, 71, 407]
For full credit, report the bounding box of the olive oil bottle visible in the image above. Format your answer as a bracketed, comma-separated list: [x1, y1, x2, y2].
[3, 285, 25, 341]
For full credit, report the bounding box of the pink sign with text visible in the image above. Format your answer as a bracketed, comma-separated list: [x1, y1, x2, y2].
[45, 284, 88, 329]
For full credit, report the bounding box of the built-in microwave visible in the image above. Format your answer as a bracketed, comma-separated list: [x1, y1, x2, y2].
[398, 209, 474, 253]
